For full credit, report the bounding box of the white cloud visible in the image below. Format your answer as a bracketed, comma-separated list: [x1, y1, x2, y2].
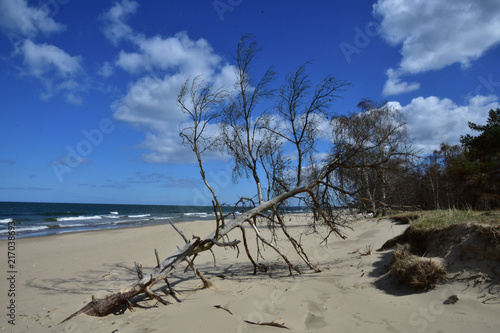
[0, 0, 65, 39]
[115, 32, 224, 77]
[115, 50, 143, 73]
[17, 39, 83, 101]
[110, 35, 235, 163]
[395, 94, 499, 154]
[139, 125, 225, 165]
[20, 40, 81, 77]
[97, 61, 114, 78]
[113, 73, 187, 132]
[0, 1, 86, 102]
[65, 93, 82, 105]
[136, 33, 222, 75]
[56, 155, 92, 166]
[112, 58, 234, 164]
[100, 0, 139, 45]
[102, 2, 236, 164]
[374, 0, 500, 94]
[382, 68, 420, 96]
[139, 132, 195, 164]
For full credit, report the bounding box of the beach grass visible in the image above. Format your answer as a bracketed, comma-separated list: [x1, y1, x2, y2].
[390, 243, 447, 290]
[387, 209, 500, 230]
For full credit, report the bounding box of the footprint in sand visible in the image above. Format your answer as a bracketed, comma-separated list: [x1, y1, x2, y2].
[304, 300, 328, 329]
[305, 312, 328, 329]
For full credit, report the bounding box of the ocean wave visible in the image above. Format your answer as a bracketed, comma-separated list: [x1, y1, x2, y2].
[115, 220, 135, 225]
[183, 212, 213, 217]
[15, 225, 49, 233]
[57, 215, 103, 222]
[0, 202, 243, 239]
[61, 223, 89, 228]
[151, 216, 173, 220]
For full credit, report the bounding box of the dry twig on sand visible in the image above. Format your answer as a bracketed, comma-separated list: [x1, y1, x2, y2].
[244, 319, 290, 330]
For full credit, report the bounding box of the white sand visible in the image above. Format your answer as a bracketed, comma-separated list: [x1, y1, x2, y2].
[1, 215, 499, 332]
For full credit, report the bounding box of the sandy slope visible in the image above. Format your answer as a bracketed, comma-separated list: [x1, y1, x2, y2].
[1, 215, 499, 332]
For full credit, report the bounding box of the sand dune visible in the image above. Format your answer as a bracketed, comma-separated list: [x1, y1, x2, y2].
[1, 215, 499, 332]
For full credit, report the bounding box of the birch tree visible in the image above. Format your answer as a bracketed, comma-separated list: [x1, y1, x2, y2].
[219, 34, 276, 205]
[333, 100, 413, 215]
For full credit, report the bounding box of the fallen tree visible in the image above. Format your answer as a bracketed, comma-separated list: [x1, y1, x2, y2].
[61, 160, 346, 322]
[61, 127, 402, 322]
[62, 35, 414, 322]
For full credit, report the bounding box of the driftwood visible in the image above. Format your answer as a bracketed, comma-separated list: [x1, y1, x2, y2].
[61, 168, 346, 323]
[214, 305, 233, 315]
[244, 319, 291, 330]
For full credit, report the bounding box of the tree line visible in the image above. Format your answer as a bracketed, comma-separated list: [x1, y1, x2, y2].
[179, 35, 499, 223]
[413, 108, 500, 210]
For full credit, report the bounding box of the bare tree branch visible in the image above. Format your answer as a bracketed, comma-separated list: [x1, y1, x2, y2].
[63, 38, 416, 323]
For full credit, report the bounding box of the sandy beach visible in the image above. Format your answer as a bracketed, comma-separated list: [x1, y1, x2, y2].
[1, 215, 499, 332]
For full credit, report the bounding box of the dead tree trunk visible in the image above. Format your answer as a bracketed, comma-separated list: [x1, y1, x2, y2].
[62, 164, 346, 323]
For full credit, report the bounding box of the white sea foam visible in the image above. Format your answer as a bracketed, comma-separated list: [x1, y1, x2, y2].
[57, 215, 103, 222]
[60, 223, 88, 228]
[109, 211, 119, 215]
[0, 218, 13, 223]
[15, 226, 49, 233]
[128, 214, 151, 218]
[184, 212, 210, 216]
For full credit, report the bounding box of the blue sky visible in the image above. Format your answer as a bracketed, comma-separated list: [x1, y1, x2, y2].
[1, 0, 499, 205]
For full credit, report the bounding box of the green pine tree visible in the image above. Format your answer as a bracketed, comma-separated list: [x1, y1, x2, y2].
[460, 108, 500, 208]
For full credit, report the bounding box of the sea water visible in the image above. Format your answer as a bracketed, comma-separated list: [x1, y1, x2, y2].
[0, 202, 236, 239]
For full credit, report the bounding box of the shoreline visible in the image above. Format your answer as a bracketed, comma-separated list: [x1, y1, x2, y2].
[0, 202, 314, 240]
[2, 201, 294, 240]
[0, 211, 315, 241]
[1, 215, 499, 332]
[0, 218, 216, 241]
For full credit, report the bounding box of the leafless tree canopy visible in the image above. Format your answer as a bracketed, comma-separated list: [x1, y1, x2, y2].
[64, 35, 414, 321]
[176, 35, 415, 266]
[332, 102, 415, 215]
[219, 34, 276, 205]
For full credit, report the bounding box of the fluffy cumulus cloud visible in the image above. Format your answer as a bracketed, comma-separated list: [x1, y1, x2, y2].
[0, 0, 65, 39]
[116, 33, 224, 77]
[17, 40, 84, 102]
[112, 73, 187, 132]
[374, 0, 500, 95]
[394, 94, 499, 154]
[383, 68, 420, 96]
[138, 132, 197, 164]
[104, 0, 236, 164]
[20, 40, 81, 77]
[0, 0, 85, 102]
[100, 0, 139, 45]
